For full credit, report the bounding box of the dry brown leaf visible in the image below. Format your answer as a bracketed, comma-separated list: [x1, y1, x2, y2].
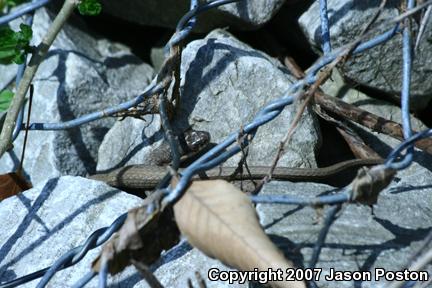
[92, 191, 180, 275]
[173, 180, 306, 288]
[0, 172, 32, 201]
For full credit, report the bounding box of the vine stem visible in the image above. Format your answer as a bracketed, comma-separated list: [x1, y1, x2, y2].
[0, 0, 79, 158]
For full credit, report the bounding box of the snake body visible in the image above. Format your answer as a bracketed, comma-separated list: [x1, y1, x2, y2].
[89, 158, 383, 190]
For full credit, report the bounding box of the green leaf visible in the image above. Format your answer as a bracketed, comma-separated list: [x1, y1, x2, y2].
[0, 24, 32, 65]
[18, 23, 32, 40]
[0, 90, 14, 111]
[78, 0, 101, 16]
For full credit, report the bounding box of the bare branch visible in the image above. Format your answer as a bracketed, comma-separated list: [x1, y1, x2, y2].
[0, 0, 79, 158]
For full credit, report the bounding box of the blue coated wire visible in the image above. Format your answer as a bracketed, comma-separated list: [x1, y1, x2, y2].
[251, 192, 349, 206]
[386, 0, 415, 170]
[0, 0, 51, 26]
[319, 0, 332, 53]
[2, 2, 431, 288]
[307, 24, 400, 79]
[20, 24, 399, 133]
[98, 261, 108, 288]
[24, 82, 163, 130]
[71, 272, 96, 288]
[162, 93, 298, 205]
[251, 130, 432, 203]
[32, 213, 127, 288]
[176, 0, 243, 32]
[164, 0, 199, 51]
[162, 23, 402, 206]
[386, 129, 432, 168]
[166, 0, 243, 50]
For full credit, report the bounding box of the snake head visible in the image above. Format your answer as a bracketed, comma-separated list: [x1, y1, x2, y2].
[184, 129, 211, 152]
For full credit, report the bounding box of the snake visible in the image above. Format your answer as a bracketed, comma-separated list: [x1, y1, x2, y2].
[89, 158, 383, 190]
[89, 129, 383, 189]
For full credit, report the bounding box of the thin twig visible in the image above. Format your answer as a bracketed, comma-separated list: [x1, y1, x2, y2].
[156, 42, 183, 190]
[415, 4, 432, 50]
[284, 56, 305, 79]
[253, 66, 331, 194]
[389, 0, 432, 25]
[195, 271, 207, 288]
[335, 0, 432, 56]
[131, 259, 164, 288]
[342, 0, 388, 63]
[17, 85, 34, 176]
[286, 55, 381, 159]
[233, 128, 256, 191]
[313, 105, 382, 159]
[0, 0, 78, 159]
[314, 91, 432, 155]
[388, 249, 432, 288]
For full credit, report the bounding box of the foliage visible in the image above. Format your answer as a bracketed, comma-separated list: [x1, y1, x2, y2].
[0, 90, 14, 111]
[78, 0, 101, 16]
[0, 23, 32, 64]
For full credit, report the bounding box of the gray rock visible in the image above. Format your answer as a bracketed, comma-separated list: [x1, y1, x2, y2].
[99, 0, 285, 32]
[0, 176, 144, 287]
[299, 0, 432, 110]
[256, 171, 432, 287]
[0, 8, 154, 185]
[147, 241, 248, 288]
[96, 116, 168, 171]
[0, 176, 247, 288]
[180, 29, 320, 167]
[0, 64, 17, 93]
[150, 46, 166, 72]
[254, 72, 432, 286]
[98, 29, 321, 171]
